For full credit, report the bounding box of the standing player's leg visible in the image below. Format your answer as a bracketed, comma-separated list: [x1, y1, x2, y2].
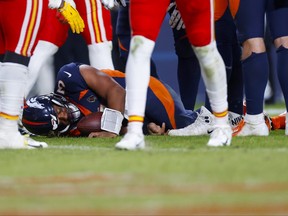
[0, 0, 47, 149]
[115, 0, 170, 150]
[78, 0, 115, 70]
[269, 2, 288, 135]
[177, 0, 232, 146]
[234, 0, 269, 136]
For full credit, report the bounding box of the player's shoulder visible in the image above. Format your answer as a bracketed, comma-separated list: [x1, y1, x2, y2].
[58, 62, 82, 77]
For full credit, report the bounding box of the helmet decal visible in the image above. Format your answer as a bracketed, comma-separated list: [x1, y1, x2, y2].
[50, 114, 59, 130]
[27, 97, 47, 109]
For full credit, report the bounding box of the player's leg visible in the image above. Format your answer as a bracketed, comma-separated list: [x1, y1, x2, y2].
[116, 2, 159, 78]
[234, 0, 269, 136]
[78, 0, 115, 69]
[177, 0, 232, 146]
[167, 3, 201, 111]
[0, 0, 47, 149]
[27, 4, 68, 97]
[115, 0, 170, 150]
[215, 4, 244, 131]
[269, 3, 288, 135]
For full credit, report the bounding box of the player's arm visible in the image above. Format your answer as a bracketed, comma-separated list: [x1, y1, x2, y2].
[48, 0, 85, 34]
[79, 65, 126, 137]
[79, 65, 125, 114]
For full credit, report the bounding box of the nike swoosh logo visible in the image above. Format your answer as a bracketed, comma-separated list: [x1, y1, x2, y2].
[28, 144, 43, 148]
[207, 129, 213, 134]
[64, 71, 72, 78]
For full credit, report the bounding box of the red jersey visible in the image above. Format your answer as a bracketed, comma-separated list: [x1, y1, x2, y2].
[0, 0, 45, 57]
[36, 0, 113, 48]
[130, 0, 216, 46]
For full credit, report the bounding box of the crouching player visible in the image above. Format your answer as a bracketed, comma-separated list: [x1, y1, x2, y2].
[22, 62, 206, 137]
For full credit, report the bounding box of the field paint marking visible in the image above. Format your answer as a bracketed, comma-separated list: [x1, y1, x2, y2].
[50, 145, 113, 151]
[50, 145, 288, 152]
[50, 145, 196, 152]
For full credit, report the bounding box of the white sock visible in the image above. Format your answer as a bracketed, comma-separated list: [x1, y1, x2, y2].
[128, 122, 143, 134]
[0, 62, 27, 132]
[0, 116, 18, 131]
[125, 36, 155, 133]
[126, 35, 155, 117]
[88, 41, 114, 70]
[27, 40, 58, 97]
[193, 41, 228, 113]
[245, 113, 265, 124]
[33, 56, 55, 96]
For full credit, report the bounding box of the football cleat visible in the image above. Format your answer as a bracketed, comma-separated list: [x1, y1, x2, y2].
[0, 131, 48, 149]
[228, 111, 243, 128]
[168, 106, 214, 136]
[236, 121, 269, 136]
[207, 125, 232, 147]
[115, 132, 145, 150]
[270, 112, 286, 130]
[231, 118, 245, 137]
[228, 111, 245, 137]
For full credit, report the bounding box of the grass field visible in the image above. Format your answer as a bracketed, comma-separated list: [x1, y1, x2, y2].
[0, 105, 288, 215]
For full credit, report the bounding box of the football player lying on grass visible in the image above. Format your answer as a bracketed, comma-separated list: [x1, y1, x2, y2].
[22, 62, 208, 138]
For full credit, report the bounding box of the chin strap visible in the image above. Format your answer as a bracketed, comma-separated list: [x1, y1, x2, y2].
[101, 108, 124, 135]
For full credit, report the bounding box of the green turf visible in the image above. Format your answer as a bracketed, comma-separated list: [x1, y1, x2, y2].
[1, 129, 288, 215]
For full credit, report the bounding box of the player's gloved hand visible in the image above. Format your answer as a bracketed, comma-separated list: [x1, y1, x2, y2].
[167, 2, 185, 31]
[101, 0, 126, 10]
[49, 0, 85, 34]
[59, 1, 85, 34]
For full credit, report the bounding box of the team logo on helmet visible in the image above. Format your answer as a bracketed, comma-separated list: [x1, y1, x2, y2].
[27, 97, 47, 109]
[50, 114, 59, 130]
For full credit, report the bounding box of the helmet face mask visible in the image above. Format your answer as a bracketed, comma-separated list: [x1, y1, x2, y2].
[22, 93, 80, 136]
[52, 94, 81, 124]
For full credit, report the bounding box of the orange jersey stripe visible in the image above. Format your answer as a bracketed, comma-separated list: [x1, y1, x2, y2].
[101, 69, 176, 128]
[118, 38, 128, 52]
[74, 102, 93, 116]
[79, 89, 89, 100]
[149, 77, 176, 129]
[101, 69, 125, 78]
[228, 0, 240, 18]
[214, 0, 228, 21]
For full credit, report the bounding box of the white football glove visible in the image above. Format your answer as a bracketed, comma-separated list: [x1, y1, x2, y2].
[101, 0, 126, 10]
[167, 2, 185, 30]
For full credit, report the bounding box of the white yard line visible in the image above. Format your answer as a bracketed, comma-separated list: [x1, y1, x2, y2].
[50, 145, 288, 152]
